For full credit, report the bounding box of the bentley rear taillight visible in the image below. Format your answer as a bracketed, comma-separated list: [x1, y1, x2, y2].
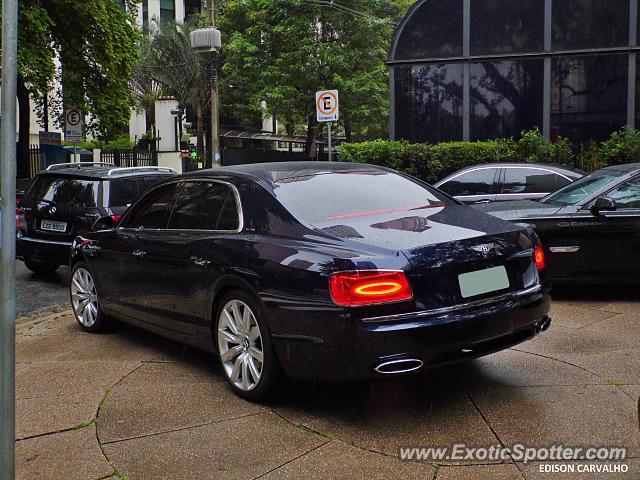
[534, 244, 545, 270]
[329, 270, 413, 306]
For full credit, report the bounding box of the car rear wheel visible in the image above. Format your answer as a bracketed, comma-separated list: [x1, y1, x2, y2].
[24, 258, 59, 275]
[215, 291, 279, 401]
[70, 262, 107, 332]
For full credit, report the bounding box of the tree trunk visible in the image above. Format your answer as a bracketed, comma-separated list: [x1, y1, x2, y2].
[17, 78, 31, 179]
[304, 114, 315, 159]
[345, 116, 352, 143]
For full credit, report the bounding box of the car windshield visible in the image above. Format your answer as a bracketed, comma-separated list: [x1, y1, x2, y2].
[272, 169, 450, 226]
[24, 175, 100, 208]
[541, 169, 627, 206]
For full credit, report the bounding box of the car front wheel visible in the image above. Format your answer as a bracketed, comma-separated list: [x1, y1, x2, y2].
[70, 262, 108, 332]
[215, 291, 279, 401]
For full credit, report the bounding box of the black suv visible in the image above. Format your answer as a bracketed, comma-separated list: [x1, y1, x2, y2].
[17, 163, 176, 273]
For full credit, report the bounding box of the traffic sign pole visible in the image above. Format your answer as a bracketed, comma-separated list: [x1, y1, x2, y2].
[328, 123, 332, 162]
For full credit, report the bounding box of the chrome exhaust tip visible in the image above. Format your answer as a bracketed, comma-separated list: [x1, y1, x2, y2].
[374, 358, 424, 375]
[536, 316, 552, 333]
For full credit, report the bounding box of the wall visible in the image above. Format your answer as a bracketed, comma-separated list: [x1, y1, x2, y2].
[157, 151, 182, 172]
[155, 99, 180, 152]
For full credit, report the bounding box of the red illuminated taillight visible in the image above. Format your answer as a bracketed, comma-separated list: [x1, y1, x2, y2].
[534, 244, 545, 270]
[329, 270, 413, 306]
[111, 214, 123, 224]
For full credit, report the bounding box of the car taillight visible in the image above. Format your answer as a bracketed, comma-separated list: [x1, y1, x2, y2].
[111, 214, 123, 224]
[534, 244, 545, 270]
[329, 270, 413, 306]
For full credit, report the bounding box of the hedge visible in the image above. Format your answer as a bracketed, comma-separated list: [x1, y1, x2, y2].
[338, 128, 640, 183]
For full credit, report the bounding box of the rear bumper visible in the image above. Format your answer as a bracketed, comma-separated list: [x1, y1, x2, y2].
[16, 236, 72, 265]
[271, 283, 552, 381]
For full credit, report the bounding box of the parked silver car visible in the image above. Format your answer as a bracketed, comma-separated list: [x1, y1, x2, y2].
[435, 163, 584, 204]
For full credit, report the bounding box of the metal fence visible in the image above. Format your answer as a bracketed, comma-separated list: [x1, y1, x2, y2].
[100, 149, 158, 167]
[28, 144, 41, 177]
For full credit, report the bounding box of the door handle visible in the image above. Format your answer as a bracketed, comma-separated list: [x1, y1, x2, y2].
[190, 256, 211, 268]
[132, 249, 147, 259]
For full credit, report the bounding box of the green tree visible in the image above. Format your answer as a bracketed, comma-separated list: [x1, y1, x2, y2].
[138, 21, 212, 154]
[8, 0, 142, 178]
[217, 0, 408, 157]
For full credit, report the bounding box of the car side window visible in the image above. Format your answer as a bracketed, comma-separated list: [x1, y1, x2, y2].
[108, 178, 140, 207]
[123, 184, 179, 229]
[502, 168, 560, 194]
[439, 168, 497, 196]
[606, 176, 640, 209]
[167, 181, 240, 231]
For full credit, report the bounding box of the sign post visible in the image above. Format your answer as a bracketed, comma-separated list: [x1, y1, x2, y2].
[65, 108, 83, 162]
[316, 90, 339, 161]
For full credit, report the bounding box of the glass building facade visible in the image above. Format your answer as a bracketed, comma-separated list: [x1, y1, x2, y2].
[389, 0, 639, 144]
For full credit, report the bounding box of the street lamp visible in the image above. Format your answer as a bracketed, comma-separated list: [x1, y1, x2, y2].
[191, 24, 221, 166]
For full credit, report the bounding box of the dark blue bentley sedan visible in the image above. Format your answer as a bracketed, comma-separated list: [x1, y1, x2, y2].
[69, 162, 551, 400]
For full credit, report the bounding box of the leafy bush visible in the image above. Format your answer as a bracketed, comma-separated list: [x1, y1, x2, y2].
[601, 127, 640, 166]
[338, 129, 568, 182]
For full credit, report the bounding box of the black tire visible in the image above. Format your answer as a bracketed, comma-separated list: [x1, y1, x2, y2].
[214, 289, 281, 401]
[24, 258, 59, 275]
[70, 262, 109, 333]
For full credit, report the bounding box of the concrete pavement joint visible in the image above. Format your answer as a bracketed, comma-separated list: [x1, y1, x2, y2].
[511, 348, 640, 403]
[98, 411, 266, 446]
[252, 440, 330, 479]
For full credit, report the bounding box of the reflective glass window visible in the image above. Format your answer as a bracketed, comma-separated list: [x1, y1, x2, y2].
[168, 182, 239, 231]
[439, 168, 498, 196]
[470, 60, 544, 140]
[552, 0, 629, 50]
[502, 168, 565, 194]
[606, 176, 640, 208]
[395, 64, 464, 143]
[551, 54, 628, 144]
[125, 184, 179, 229]
[393, 0, 463, 60]
[470, 0, 544, 55]
[160, 0, 175, 25]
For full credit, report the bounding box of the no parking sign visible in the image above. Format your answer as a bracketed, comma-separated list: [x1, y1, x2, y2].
[316, 90, 339, 123]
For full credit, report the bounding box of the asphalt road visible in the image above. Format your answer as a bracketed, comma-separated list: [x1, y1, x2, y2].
[16, 260, 70, 319]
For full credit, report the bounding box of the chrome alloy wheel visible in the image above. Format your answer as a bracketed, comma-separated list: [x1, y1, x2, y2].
[71, 267, 99, 327]
[217, 299, 264, 391]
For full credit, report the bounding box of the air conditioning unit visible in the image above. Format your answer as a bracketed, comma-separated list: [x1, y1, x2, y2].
[191, 27, 222, 53]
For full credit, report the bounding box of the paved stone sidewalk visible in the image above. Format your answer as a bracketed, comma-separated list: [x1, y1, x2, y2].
[14, 300, 640, 479]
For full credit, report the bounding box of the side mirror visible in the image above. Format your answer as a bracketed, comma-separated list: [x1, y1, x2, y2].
[590, 197, 617, 215]
[93, 216, 116, 231]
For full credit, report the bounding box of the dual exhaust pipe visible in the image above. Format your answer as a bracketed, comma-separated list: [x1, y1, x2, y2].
[374, 316, 552, 375]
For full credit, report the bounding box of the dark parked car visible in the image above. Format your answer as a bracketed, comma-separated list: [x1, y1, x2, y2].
[69, 162, 551, 400]
[435, 163, 584, 204]
[474, 163, 640, 284]
[17, 163, 176, 274]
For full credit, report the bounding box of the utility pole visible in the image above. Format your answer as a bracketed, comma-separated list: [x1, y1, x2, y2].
[209, 0, 220, 165]
[1, 0, 18, 477]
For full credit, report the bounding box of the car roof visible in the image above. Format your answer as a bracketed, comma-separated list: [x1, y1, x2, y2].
[37, 164, 177, 179]
[179, 162, 389, 187]
[435, 162, 585, 185]
[599, 162, 640, 174]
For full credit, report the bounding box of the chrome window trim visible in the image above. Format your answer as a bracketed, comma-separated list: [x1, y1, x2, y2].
[361, 284, 542, 324]
[435, 165, 500, 186]
[501, 166, 574, 182]
[119, 178, 244, 234]
[19, 237, 73, 246]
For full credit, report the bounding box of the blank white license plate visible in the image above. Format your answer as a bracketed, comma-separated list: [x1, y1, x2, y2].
[458, 266, 510, 298]
[41, 220, 67, 232]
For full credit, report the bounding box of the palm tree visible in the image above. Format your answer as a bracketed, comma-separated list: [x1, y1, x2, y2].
[138, 21, 212, 153]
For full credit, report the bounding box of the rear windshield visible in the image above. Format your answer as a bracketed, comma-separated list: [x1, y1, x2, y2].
[24, 175, 100, 208]
[272, 169, 450, 226]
